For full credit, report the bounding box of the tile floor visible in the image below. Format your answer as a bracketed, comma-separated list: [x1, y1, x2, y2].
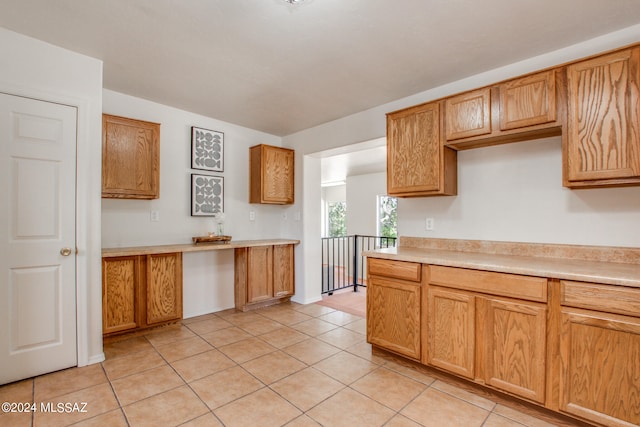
[0, 300, 578, 426]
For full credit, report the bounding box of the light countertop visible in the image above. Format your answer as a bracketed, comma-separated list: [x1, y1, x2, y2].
[364, 246, 640, 288]
[102, 239, 300, 258]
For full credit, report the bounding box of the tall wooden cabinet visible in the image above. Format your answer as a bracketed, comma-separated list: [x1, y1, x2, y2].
[250, 144, 295, 204]
[565, 47, 640, 188]
[102, 252, 182, 335]
[102, 114, 160, 199]
[234, 244, 295, 311]
[386, 101, 457, 197]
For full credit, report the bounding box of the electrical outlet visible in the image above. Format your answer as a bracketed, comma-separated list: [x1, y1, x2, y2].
[294, 211, 301, 221]
[249, 211, 255, 221]
[282, 212, 288, 220]
[150, 210, 160, 222]
[425, 217, 434, 231]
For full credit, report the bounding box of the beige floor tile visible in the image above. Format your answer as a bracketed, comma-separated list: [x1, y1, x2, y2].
[123, 385, 208, 427]
[241, 351, 307, 384]
[190, 366, 264, 410]
[285, 414, 323, 426]
[103, 336, 154, 360]
[306, 387, 395, 427]
[342, 318, 367, 334]
[214, 387, 302, 427]
[270, 367, 344, 412]
[184, 316, 232, 335]
[316, 327, 366, 349]
[180, 412, 224, 426]
[217, 311, 265, 326]
[181, 312, 218, 324]
[34, 383, 119, 427]
[101, 350, 166, 381]
[171, 349, 236, 383]
[144, 325, 196, 347]
[282, 338, 341, 365]
[154, 336, 213, 362]
[385, 414, 424, 427]
[110, 365, 185, 406]
[483, 413, 528, 427]
[431, 379, 496, 411]
[260, 309, 314, 326]
[0, 411, 32, 427]
[0, 378, 33, 401]
[238, 318, 284, 335]
[292, 304, 336, 317]
[351, 367, 427, 411]
[200, 326, 253, 347]
[401, 388, 490, 427]
[291, 318, 339, 337]
[318, 310, 362, 326]
[493, 404, 558, 427]
[259, 327, 309, 348]
[382, 359, 436, 386]
[218, 336, 277, 363]
[34, 364, 107, 400]
[72, 408, 128, 426]
[344, 341, 388, 365]
[312, 351, 378, 384]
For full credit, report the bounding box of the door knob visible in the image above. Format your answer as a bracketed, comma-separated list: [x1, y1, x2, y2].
[60, 247, 73, 256]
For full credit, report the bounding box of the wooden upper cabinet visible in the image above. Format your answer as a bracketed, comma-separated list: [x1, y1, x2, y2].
[387, 101, 457, 197]
[250, 144, 294, 204]
[565, 47, 640, 187]
[500, 70, 556, 131]
[102, 114, 160, 199]
[445, 88, 491, 141]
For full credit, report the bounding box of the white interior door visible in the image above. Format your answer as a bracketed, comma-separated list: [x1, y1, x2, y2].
[0, 93, 78, 385]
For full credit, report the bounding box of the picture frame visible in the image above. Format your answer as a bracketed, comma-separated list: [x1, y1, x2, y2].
[191, 174, 224, 216]
[191, 126, 224, 172]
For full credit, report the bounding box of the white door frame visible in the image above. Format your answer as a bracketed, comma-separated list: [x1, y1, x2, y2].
[0, 83, 103, 367]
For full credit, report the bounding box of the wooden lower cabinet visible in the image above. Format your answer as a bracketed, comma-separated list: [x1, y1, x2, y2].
[367, 276, 422, 360]
[234, 244, 295, 311]
[477, 296, 547, 404]
[559, 308, 640, 427]
[102, 252, 182, 336]
[427, 286, 475, 378]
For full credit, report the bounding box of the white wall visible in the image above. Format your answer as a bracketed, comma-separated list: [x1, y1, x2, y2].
[346, 173, 387, 236]
[284, 23, 640, 304]
[399, 137, 640, 246]
[0, 27, 104, 365]
[102, 90, 291, 317]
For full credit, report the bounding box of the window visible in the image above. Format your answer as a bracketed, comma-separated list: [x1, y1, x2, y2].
[327, 201, 347, 237]
[377, 195, 397, 237]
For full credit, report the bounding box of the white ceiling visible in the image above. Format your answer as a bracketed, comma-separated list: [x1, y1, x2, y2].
[1, 0, 640, 137]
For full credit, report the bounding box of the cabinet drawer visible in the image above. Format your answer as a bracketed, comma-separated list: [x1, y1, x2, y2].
[429, 266, 547, 302]
[561, 280, 640, 317]
[368, 258, 421, 282]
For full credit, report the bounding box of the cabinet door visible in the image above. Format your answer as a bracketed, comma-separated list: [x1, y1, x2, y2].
[427, 286, 475, 378]
[247, 246, 274, 303]
[445, 88, 491, 141]
[477, 296, 547, 403]
[387, 102, 441, 194]
[102, 256, 139, 334]
[500, 70, 556, 131]
[264, 146, 294, 204]
[559, 308, 640, 427]
[273, 244, 294, 297]
[566, 47, 640, 184]
[102, 114, 160, 199]
[146, 253, 182, 325]
[367, 276, 421, 360]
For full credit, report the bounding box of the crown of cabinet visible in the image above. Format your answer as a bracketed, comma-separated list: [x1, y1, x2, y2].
[249, 144, 295, 204]
[102, 114, 160, 199]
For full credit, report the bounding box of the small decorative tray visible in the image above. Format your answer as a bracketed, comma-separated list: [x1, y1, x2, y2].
[192, 235, 232, 245]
